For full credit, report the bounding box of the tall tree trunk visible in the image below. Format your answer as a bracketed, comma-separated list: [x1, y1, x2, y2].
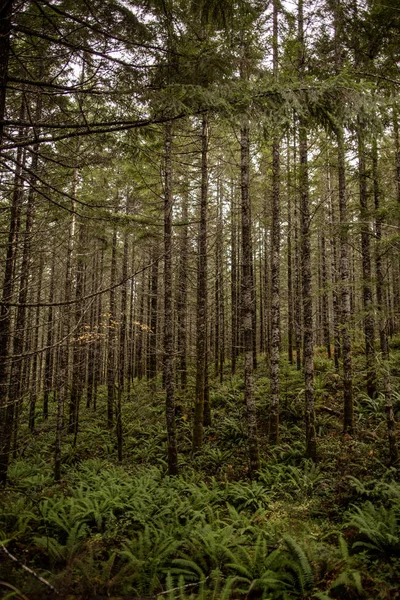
[117, 223, 128, 462]
[86, 251, 98, 409]
[231, 187, 238, 374]
[215, 173, 222, 378]
[328, 167, 341, 371]
[43, 245, 56, 419]
[164, 121, 178, 475]
[320, 230, 331, 359]
[0, 0, 13, 143]
[293, 123, 302, 372]
[135, 268, 146, 380]
[372, 138, 398, 463]
[11, 142, 39, 433]
[0, 102, 26, 485]
[107, 228, 117, 429]
[337, 127, 354, 432]
[68, 223, 85, 438]
[215, 170, 225, 382]
[287, 133, 294, 365]
[93, 246, 105, 410]
[54, 194, 76, 481]
[148, 245, 159, 383]
[269, 0, 281, 444]
[193, 116, 210, 451]
[241, 116, 260, 476]
[358, 118, 377, 398]
[392, 106, 400, 334]
[177, 187, 188, 389]
[27, 258, 43, 435]
[298, 0, 317, 460]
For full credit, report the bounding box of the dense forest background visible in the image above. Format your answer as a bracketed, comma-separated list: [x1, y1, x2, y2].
[1, 0, 400, 598]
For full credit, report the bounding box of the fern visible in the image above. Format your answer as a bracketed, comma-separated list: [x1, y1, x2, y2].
[282, 534, 315, 593]
[120, 524, 181, 594]
[348, 501, 400, 555]
[34, 520, 88, 564]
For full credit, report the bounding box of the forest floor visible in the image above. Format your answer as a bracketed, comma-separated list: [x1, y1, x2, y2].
[1, 343, 400, 599]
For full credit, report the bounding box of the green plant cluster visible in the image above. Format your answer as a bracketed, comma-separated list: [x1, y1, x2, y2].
[1, 354, 400, 599]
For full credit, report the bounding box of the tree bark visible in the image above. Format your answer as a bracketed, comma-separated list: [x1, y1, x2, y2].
[0, 101, 26, 485]
[337, 127, 354, 433]
[43, 246, 56, 420]
[231, 187, 238, 374]
[287, 132, 294, 365]
[241, 117, 260, 476]
[148, 244, 159, 383]
[164, 121, 178, 475]
[298, 0, 317, 460]
[193, 116, 210, 451]
[269, 0, 281, 443]
[54, 191, 76, 481]
[358, 117, 377, 398]
[0, 0, 13, 143]
[372, 138, 398, 464]
[177, 187, 188, 389]
[68, 222, 86, 438]
[117, 221, 128, 462]
[107, 227, 117, 429]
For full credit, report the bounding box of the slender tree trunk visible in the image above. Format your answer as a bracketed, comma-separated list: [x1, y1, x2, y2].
[215, 170, 225, 382]
[164, 121, 178, 475]
[148, 245, 159, 383]
[241, 116, 260, 476]
[293, 123, 302, 372]
[251, 258, 257, 371]
[231, 188, 238, 374]
[11, 146, 38, 433]
[329, 168, 341, 371]
[54, 196, 76, 481]
[117, 223, 128, 462]
[320, 230, 331, 358]
[135, 269, 145, 380]
[372, 138, 398, 463]
[358, 117, 377, 398]
[287, 133, 294, 365]
[193, 116, 210, 451]
[337, 127, 354, 433]
[215, 174, 222, 378]
[269, 0, 281, 443]
[299, 121, 317, 460]
[0, 0, 13, 144]
[127, 262, 136, 392]
[86, 252, 98, 409]
[392, 106, 400, 334]
[177, 188, 188, 389]
[93, 246, 104, 409]
[43, 246, 56, 419]
[27, 258, 43, 434]
[68, 223, 85, 438]
[0, 103, 26, 485]
[107, 228, 117, 429]
[298, 0, 316, 460]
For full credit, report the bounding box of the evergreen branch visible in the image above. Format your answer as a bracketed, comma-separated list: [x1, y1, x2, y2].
[13, 24, 142, 70]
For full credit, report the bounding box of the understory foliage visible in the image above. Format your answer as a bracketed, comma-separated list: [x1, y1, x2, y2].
[1, 352, 400, 599]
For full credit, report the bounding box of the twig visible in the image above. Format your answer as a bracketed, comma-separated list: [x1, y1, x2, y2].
[1, 545, 59, 595]
[317, 406, 341, 417]
[156, 576, 211, 597]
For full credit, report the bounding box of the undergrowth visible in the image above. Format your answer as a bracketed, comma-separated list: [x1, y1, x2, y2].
[1, 353, 400, 599]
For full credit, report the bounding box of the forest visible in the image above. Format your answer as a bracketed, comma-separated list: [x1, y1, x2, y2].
[1, 0, 400, 598]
